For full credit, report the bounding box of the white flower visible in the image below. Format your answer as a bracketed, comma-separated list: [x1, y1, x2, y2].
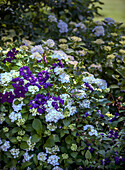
[0, 141, 10, 151]
[51, 50, 68, 61]
[30, 52, 42, 61]
[47, 155, 60, 166]
[59, 73, 70, 83]
[45, 110, 64, 123]
[44, 39, 55, 48]
[82, 75, 95, 84]
[104, 17, 115, 25]
[79, 99, 90, 108]
[95, 79, 107, 90]
[83, 125, 94, 131]
[54, 67, 64, 75]
[26, 137, 36, 151]
[57, 20, 68, 33]
[10, 148, 20, 158]
[88, 129, 98, 136]
[0, 72, 12, 86]
[69, 106, 77, 116]
[0, 113, 6, 124]
[9, 111, 22, 122]
[0, 138, 3, 145]
[75, 22, 86, 31]
[47, 123, 57, 131]
[29, 108, 40, 116]
[23, 152, 34, 162]
[12, 98, 25, 112]
[31, 45, 44, 54]
[28, 85, 39, 94]
[48, 15, 57, 22]
[37, 152, 47, 162]
[92, 26, 105, 36]
[52, 166, 63, 170]
[10, 70, 19, 78]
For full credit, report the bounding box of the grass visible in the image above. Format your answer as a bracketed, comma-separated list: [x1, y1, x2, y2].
[95, 0, 125, 25]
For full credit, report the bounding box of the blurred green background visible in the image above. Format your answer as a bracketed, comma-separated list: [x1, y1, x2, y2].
[95, 0, 125, 25]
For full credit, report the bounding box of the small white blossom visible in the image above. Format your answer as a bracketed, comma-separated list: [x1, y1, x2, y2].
[48, 15, 57, 22]
[31, 45, 44, 54]
[9, 111, 22, 122]
[57, 20, 68, 33]
[59, 73, 70, 83]
[104, 17, 115, 25]
[12, 98, 25, 112]
[88, 129, 98, 136]
[47, 155, 60, 166]
[28, 85, 39, 94]
[23, 152, 34, 162]
[30, 52, 42, 61]
[83, 125, 94, 131]
[29, 108, 40, 116]
[0, 113, 6, 124]
[79, 99, 91, 108]
[0, 141, 10, 151]
[44, 39, 55, 48]
[0, 138, 3, 145]
[0, 72, 12, 86]
[69, 106, 77, 116]
[92, 26, 105, 36]
[47, 123, 57, 131]
[26, 137, 36, 151]
[37, 152, 47, 162]
[45, 110, 64, 123]
[52, 166, 63, 170]
[10, 148, 20, 158]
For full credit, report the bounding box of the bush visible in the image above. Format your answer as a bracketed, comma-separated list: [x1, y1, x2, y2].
[0, 41, 124, 169]
[0, 0, 103, 44]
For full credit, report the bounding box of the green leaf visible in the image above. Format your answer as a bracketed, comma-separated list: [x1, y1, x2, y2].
[25, 124, 34, 132]
[44, 135, 55, 147]
[65, 135, 71, 144]
[109, 85, 119, 89]
[53, 134, 60, 142]
[21, 162, 32, 169]
[85, 150, 92, 160]
[20, 142, 29, 149]
[33, 154, 38, 166]
[10, 137, 18, 144]
[32, 119, 43, 135]
[71, 152, 78, 158]
[22, 135, 29, 142]
[31, 134, 41, 143]
[63, 119, 70, 126]
[98, 150, 105, 156]
[11, 127, 20, 134]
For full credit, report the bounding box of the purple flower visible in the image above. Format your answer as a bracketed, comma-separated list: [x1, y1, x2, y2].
[14, 86, 27, 98]
[12, 77, 24, 88]
[38, 71, 50, 83]
[19, 66, 32, 78]
[3, 48, 18, 63]
[2, 92, 15, 103]
[29, 93, 50, 114]
[85, 112, 89, 117]
[115, 112, 119, 117]
[110, 116, 117, 122]
[84, 82, 93, 92]
[52, 101, 59, 110]
[100, 114, 104, 119]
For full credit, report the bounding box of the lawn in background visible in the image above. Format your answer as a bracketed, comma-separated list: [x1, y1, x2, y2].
[95, 0, 125, 25]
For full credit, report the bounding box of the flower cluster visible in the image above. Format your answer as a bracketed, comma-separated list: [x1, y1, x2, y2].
[0, 40, 124, 170]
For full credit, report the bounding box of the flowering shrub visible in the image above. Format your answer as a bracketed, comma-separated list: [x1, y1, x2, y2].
[0, 42, 125, 169]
